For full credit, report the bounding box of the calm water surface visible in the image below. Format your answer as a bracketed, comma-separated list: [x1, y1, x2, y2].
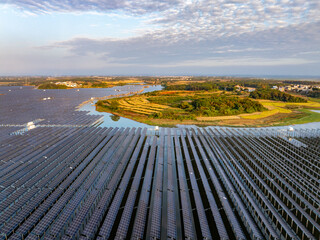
[79, 85, 162, 129]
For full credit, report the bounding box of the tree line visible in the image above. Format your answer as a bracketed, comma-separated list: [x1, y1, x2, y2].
[190, 96, 266, 116]
[249, 89, 307, 102]
[38, 83, 68, 89]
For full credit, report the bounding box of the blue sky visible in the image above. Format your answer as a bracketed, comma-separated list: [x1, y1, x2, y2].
[0, 0, 319, 76]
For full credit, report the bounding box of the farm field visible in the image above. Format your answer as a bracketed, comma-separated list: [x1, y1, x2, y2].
[116, 97, 169, 115]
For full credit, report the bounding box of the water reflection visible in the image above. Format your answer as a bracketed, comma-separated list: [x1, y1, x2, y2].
[80, 103, 150, 128]
[79, 85, 162, 128]
[110, 114, 120, 122]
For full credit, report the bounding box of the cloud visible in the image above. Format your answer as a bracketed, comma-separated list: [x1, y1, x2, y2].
[3, 0, 183, 14]
[1, 0, 319, 75]
[3, 1, 319, 42]
[147, 57, 315, 68]
[41, 20, 320, 68]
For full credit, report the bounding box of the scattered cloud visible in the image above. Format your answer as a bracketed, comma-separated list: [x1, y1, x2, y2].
[4, 1, 320, 41]
[154, 57, 315, 68]
[41, 21, 320, 67]
[3, 0, 183, 14]
[1, 0, 319, 75]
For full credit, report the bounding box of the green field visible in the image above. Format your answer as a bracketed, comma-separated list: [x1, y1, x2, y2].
[275, 109, 320, 125]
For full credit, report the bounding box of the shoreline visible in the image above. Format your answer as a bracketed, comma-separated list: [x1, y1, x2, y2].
[76, 86, 147, 110]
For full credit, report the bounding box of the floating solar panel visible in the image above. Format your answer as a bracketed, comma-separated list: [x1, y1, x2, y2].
[1, 88, 320, 240]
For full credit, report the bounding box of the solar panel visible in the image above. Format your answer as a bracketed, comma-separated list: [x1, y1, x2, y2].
[0, 89, 319, 240]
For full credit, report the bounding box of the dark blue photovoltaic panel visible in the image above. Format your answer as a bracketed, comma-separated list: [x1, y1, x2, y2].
[0, 87, 319, 240]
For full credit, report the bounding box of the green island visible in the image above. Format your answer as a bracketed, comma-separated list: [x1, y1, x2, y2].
[34, 77, 146, 89]
[96, 79, 320, 127]
[37, 83, 68, 89]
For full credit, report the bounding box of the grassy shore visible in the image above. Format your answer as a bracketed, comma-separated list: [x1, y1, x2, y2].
[274, 109, 320, 126]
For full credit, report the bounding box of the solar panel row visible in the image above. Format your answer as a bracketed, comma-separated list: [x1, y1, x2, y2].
[0, 126, 319, 240]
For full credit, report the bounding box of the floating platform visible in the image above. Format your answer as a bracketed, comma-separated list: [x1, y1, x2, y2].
[0, 127, 319, 240]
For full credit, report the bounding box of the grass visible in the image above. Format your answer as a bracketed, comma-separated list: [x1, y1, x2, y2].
[241, 106, 292, 120]
[197, 116, 240, 121]
[275, 109, 320, 125]
[260, 100, 320, 108]
[239, 99, 320, 120]
[277, 107, 292, 113]
[307, 97, 320, 103]
[241, 109, 279, 119]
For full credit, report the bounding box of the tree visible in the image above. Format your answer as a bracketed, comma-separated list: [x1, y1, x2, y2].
[179, 102, 193, 111]
[109, 100, 120, 110]
[249, 89, 306, 103]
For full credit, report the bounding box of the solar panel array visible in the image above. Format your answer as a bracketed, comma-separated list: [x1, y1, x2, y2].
[0, 126, 319, 240]
[0, 86, 155, 126]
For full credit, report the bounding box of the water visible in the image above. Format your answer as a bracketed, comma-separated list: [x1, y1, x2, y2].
[1, 85, 319, 130]
[0, 85, 161, 126]
[80, 104, 150, 128]
[79, 85, 162, 128]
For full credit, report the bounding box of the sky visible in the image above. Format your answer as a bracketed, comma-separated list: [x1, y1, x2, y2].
[0, 0, 319, 76]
